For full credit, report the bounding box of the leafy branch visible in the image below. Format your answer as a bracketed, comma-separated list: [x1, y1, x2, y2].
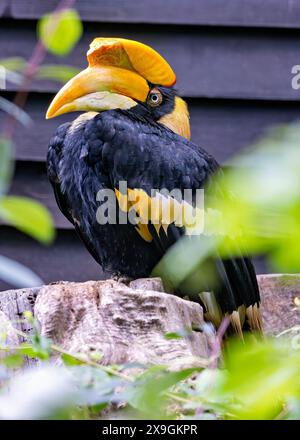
[1, 311, 300, 420]
[0, 0, 82, 287]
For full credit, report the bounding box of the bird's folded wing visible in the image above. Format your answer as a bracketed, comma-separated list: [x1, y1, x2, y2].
[115, 187, 204, 244]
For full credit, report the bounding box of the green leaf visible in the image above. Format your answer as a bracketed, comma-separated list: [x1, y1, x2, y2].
[0, 57, 26, 72]
[0, 196, 55, 244]
[164, 332, 183, 340]
[38, 9, 83, 57]
[214, 338, 300, 420]
[89, 351, 103, 362]
[19, 343, 39, 359]
[37, 65, 80, 83]
[164, 327, 193, 340]
[0, 138, 13, 196]
[31, 333, 52, 360]
[127, 367, 199, 418]
[89, 402, 108, 415]
[23, 311, 34, 325]
[61, 353, 86, 366]
[1, 353, 24, 368]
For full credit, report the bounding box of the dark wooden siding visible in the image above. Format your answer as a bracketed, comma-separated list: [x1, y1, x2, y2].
[0, 1, 300, 290]
[8, 0, 300, 28]
[2, 20, 300, 101]
[0, 226, 104, 291]
[2, 94, 300, 164]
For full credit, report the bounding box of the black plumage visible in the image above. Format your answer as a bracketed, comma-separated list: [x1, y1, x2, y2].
[47, 88, 261, 334]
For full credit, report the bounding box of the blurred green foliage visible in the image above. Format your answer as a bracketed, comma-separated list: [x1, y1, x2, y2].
[0, 138, 13, 196]
[0, 313, 299, 420]
[0, 4, 300, 421]
[0, 8, 84, 288]
[0, 135, 53, 287]
[0, 58, 80, 85]
[150, 123, 300, 421]
[154, 123, 300, 292]
[0, 196, 54, 245]
[38, 64, 80, 83]
[0, 57, 26, 72]
[38, 9, 83, 57]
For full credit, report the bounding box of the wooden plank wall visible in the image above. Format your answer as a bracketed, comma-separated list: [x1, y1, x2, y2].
[1, 0, 300, 290]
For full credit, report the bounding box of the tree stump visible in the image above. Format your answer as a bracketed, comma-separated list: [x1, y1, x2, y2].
[258, 274, 300, 334]
[0, 278, 211, 368]
[0, 275, 299, 368]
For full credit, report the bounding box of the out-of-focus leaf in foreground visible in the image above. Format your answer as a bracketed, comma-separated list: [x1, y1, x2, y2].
[0, 366, 79, 420]
[0, 58, 80, 85]
[0, 196, 55, 244]
[37, 65, 80, 83]
[38, 9, 83, 57]
[154, 122, 300, 291]
[126, 366, 201, 419]
[0, 57, 26, 72]
[0, 138, 13, 196]
[211, 337, 300, 419]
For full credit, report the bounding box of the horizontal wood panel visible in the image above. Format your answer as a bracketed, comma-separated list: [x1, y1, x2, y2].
[0, 226, 106, 291]
[1, 20, 300, 100]
[0, 0, 7, 16]
[2, 93, 300, 163]
[6, 0, 300, 29]
[4, 99, 298, 232]
[0, 226, 268, 291]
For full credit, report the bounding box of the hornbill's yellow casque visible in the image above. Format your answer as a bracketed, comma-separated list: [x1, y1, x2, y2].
[46, 38, 262, 335]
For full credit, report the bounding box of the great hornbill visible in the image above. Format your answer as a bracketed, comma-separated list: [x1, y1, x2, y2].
[46, 38, 262, 335]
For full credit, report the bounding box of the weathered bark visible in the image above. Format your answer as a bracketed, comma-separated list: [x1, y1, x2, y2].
[0, 274, 299, 368]
[0, 278, 211, 368]
[0, 286, 39, 344]
[35, 278, 212, 367]
[259, 274, 300, 335]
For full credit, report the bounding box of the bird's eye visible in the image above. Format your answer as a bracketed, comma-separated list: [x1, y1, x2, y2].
[147, 89, 163, 107]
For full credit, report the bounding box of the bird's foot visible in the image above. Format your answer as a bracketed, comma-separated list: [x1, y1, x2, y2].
[112, 273, 133, 286]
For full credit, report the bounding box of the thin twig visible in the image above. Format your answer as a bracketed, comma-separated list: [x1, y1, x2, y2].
[10, 325, 133, 382]
[1, 0, 77, 139]
[211, 316, 230, 369]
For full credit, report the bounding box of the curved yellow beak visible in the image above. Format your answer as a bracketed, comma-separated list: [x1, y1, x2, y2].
[46, 37, 176, 120]
[46, 65, 149, 119]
